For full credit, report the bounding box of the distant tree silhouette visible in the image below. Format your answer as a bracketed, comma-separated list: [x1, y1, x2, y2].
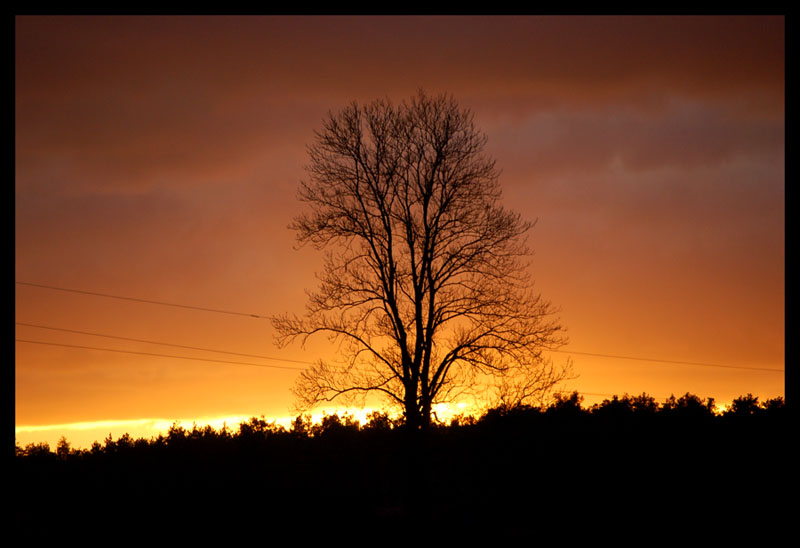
[116, 433, 135, 452]
[661, 392, 716, 419]
[591, 393, 662, 421]
[290, 414, 313, 437]
[363, 410, 396, 431]
[19, 441, 54, 461]
[90, 440, 103, 455]
[237, 415, 285, 439]
[591, 394, 633, 416]
[546, 390, 586, 417]
[311, 412, 361, 438]
[628, 392, 659, 414]
[760, 396, 785, 417]
[727, 393, 761, 416]
[273, 90, 570, 431]
[55, 436, 71, 460]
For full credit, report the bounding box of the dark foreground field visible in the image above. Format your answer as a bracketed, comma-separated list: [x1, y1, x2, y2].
[14, 394, 791, 541]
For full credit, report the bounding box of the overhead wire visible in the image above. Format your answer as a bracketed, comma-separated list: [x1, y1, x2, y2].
[12, 336, 713, 406]
[15, 281, 269, 319]
[16, 280, 784, 374]
[15, 339, 306, 371]
[548, 349, 783, 373]
[15, 322, 316, 366]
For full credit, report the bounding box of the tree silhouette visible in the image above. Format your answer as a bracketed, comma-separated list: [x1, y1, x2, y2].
[273, 90, 569, 431]
[727, 393, 761, 416]
[55, 436, 72, 460]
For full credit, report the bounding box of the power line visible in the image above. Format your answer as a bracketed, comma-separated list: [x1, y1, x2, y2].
[7, 337, 708, 403]
[15, 281, 269, 319]
[15, 339, 307, 371]
[549, 349, 783, 373]
[15, 322, 316, 366]
[17, 281, 784, 374]
[16, 320, 782, 376]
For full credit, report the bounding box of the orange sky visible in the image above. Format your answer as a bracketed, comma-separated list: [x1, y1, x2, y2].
[15, 16, 785, 448]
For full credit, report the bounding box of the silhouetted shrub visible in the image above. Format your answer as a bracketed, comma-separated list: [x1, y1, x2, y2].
[726, 393, 761, 417]
[363, 411, 396, 431]
[545, 391, 587, 421]
[661, 392, 716, 419]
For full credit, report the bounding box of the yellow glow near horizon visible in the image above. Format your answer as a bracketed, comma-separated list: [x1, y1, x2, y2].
[15, 402, 485, 451]
[14, 395, 759, 452]
[15, 415, 254, 450]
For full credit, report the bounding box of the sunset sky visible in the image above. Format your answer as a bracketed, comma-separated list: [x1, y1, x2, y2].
[15, 15, 785, 448]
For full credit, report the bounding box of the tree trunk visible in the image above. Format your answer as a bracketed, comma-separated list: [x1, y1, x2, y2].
[404, 391, 422, 431]
[420, 397, 432, 433]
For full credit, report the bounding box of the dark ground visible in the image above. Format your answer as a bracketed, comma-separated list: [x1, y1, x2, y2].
[13, 400, 791, 541]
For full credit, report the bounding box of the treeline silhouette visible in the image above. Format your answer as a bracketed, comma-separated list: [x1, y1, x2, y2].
[14, 393, 790, 540]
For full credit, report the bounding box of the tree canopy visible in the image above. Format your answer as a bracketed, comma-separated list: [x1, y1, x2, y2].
[272, 91, 569, 430]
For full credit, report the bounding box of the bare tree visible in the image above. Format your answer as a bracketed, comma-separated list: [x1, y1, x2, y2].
[273, 91, 570, 431]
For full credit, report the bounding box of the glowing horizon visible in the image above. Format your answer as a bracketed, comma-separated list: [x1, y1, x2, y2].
[15, 392, 770, 452]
